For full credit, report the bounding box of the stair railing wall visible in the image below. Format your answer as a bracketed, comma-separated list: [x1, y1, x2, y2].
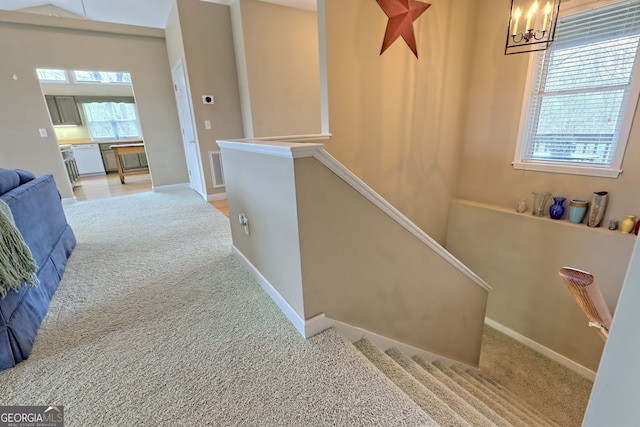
[219, 137, 491, 367]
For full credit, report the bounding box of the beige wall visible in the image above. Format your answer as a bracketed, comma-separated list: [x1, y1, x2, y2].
[321, 0, 479, 244]
[220, 147, 305, 314]
[166, 0, 245, 197]
[458, 0, 640, 226]
[234, 0, 321, 138]
[0, 11, 188, 198]
[446, 200, 635, 371]
[296, 157, 488, 366]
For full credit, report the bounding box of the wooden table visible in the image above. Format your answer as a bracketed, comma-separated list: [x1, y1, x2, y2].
[111, 143, 149, 184]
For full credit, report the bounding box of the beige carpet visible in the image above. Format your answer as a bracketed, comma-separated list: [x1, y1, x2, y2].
[479, 325, 594, 427]
[0, 189, 432, 426]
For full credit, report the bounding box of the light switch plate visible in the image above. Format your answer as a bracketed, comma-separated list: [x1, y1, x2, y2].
[39, 128, 48, 137]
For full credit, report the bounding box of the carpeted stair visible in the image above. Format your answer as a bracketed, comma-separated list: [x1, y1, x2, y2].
[354, 338, 564, 427]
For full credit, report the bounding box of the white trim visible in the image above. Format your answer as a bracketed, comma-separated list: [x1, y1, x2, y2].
[254, 133, 332, 142]
[314, 149, 492, 293]
[217, 140, 325, 159]
[229, 0, 254, 138]
[512, 161, 622, 178]
[320, 316, 480, 371]
[232, 245, 307, 337]
[61, 196, 77, 204]
[485, 317, 597, 381]
[207, 192, 227, 202]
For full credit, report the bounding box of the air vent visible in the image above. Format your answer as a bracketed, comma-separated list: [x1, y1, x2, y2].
[209, 150, 225, 188]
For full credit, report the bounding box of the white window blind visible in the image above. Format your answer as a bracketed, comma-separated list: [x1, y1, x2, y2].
[82, 102, 142, 141]
[515, 0, 640, 177]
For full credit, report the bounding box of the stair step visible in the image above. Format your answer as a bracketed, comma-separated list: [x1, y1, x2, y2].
[456, 366, 562, 427]
[412, 355, 514, 427]
[385, 348, 497, 427]
[431, 360, 532, 427]
[354, 338, 468, 426]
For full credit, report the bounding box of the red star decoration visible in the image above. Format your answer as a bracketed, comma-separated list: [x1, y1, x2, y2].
[376, 0, 431, 58]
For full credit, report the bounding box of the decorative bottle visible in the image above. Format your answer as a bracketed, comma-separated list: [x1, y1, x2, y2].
[549, 197, 566, 220]
[621, 215, 636, 234]
[516, 198, 528, 213]
[587, 191, 608, 227]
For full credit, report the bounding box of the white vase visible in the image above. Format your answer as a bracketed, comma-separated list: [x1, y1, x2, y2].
[587, 191, 608, 227]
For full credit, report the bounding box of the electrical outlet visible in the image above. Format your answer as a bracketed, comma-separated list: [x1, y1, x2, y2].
[239, 213, 250, 236]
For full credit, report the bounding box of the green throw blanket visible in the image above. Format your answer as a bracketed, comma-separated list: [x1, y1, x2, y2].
[0, 200, 38, 298]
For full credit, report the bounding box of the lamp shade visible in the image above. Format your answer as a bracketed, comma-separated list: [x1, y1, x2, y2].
[505, 0, 561, 55]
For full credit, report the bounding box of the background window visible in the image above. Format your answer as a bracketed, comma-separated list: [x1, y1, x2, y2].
[73, 71, 132, 84]
[513, 0, 640, 178]
[82, 102, 141, 141]
[36, 68, 69, 83]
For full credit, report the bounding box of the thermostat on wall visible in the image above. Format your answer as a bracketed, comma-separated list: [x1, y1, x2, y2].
[202, 95, 214, 104]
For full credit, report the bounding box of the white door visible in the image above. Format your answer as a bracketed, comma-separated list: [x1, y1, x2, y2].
[172, 59, 205, 196]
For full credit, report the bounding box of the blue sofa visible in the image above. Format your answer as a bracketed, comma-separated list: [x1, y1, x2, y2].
[0, 169, 76, 369]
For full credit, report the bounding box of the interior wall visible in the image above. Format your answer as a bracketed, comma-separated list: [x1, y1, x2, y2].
[220, 147, 305, 315]
[458, 0, 640, 226]
[320, 0, 479, 244]
[173, 0, 245, 196]
[296, 157, 489, 367]
[0, 11, 188, 198]
[234, 0, 321, 138]
[446, 200, 634, 372]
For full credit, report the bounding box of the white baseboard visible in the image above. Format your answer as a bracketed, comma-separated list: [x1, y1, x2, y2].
[207, 192, 227, 202]
[485, 317, 596, 381]
[152, 183, 191, 193]
[231, 245, 307, 337]
[231, 244, 478, 370]
[319, 316, 479, 370]
[62, 196, 78, 204]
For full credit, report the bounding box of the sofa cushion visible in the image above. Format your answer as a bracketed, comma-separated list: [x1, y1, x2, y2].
[0, 169, 20, 195]
[14, 170, 36, 185]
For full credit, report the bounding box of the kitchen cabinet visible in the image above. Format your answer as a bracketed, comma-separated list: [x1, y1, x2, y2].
[45, 95, 82, 126]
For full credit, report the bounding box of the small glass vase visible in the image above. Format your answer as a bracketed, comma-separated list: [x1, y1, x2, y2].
[532, 191, 551, 217]
[549, 197, 566, 220]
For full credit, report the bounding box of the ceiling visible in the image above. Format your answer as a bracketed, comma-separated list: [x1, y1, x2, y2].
[0, 0, 317, 29]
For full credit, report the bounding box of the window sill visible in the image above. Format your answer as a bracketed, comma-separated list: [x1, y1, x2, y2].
[512, 161, 622, 178]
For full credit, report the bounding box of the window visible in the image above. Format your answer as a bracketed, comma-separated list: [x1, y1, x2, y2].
[73, 70, 132, 84]
[513, 0, 640, 178]
[36, 68, 69, 83]
[82, 102, 141, 140]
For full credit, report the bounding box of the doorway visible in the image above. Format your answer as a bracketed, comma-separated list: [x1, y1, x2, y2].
[37, 68, 152, 201]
